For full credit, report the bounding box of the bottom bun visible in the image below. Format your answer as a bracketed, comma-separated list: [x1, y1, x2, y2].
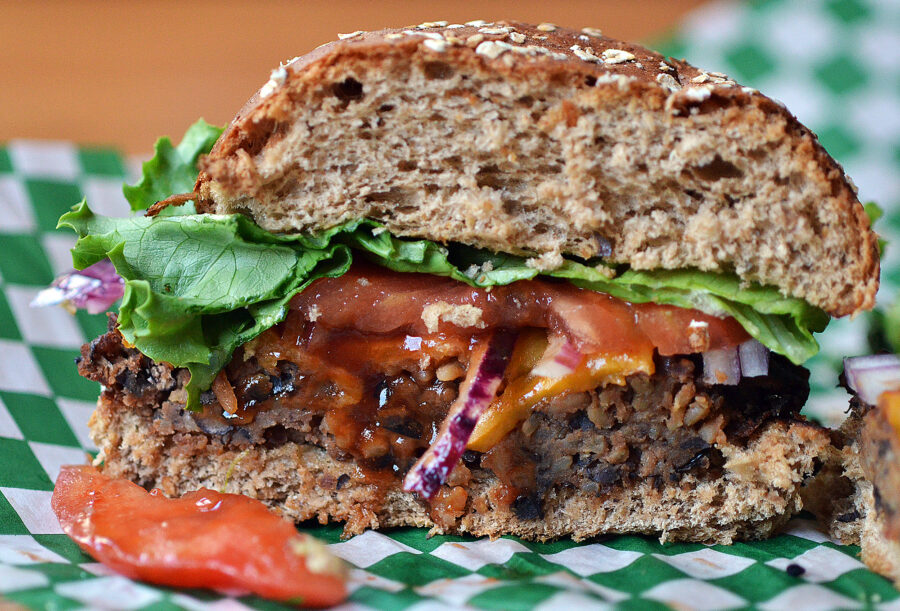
[858, 483, 900, 586]
[809, 405, 900, 586]
[90, 395, 827, 544]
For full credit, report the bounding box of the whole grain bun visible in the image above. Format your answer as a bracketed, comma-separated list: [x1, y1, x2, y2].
[195, 20, 878, 317]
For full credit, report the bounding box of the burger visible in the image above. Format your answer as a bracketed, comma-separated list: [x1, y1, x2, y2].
[809, 356, 900, 584]
[60, 21, 879, 543]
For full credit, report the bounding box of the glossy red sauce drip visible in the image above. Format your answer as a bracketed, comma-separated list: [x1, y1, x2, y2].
[219, 262, 749, 476]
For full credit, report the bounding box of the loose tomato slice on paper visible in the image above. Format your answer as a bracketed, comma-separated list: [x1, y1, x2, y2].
[52, 465, 346, 607]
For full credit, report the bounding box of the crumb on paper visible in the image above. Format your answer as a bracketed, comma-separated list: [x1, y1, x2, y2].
[289, 535, 347, 577]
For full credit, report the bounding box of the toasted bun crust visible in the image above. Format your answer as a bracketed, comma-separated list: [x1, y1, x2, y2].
[195, 20, 878, 317]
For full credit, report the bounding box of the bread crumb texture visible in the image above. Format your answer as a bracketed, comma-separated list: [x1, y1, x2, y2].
[196, 20, 878, 317]
[421, 301, 485, 333]
[91, 396, 828, 544]
[859, 485, 900, 587]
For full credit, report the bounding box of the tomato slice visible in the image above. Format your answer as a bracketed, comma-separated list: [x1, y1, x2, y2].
[292, 262, 751, 356]
[636, 304, 750, 356]
[52, 465, 346, 607]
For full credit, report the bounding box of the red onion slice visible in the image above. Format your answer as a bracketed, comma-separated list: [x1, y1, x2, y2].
[30, 259, 124, 314]
[738, 339, 769, 378]
[843, 354, 900, 406]
[403, 329, 517, 500]
[531, 335, 583, 379]
[702, 347, 741, 385]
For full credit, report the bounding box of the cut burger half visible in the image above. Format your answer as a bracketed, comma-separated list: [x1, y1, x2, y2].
[806, 356, 900, 584]
[65, 21, 879, 543]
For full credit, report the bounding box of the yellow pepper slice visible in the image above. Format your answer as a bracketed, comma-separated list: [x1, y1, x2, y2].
[879, 390, 900, 439]
[467, 332, 655, 452]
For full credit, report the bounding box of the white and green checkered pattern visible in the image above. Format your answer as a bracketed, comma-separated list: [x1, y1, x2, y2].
[2, 0, 900, 607]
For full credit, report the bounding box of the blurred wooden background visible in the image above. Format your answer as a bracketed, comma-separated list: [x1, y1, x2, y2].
[0, 0, 706, 153]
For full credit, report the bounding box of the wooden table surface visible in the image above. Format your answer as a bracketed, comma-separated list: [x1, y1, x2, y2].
[1, 0, 706, 154]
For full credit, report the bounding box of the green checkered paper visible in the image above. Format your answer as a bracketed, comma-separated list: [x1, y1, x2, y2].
[2, 0, 900, 608]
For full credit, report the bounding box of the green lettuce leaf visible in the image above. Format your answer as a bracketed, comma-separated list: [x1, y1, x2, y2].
[60, 200, 351, 407]
[122, 120, 223, 212]
[61, 199, 828, 409]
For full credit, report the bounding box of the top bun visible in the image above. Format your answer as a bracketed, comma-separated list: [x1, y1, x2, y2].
[196, 20, 879, 317]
